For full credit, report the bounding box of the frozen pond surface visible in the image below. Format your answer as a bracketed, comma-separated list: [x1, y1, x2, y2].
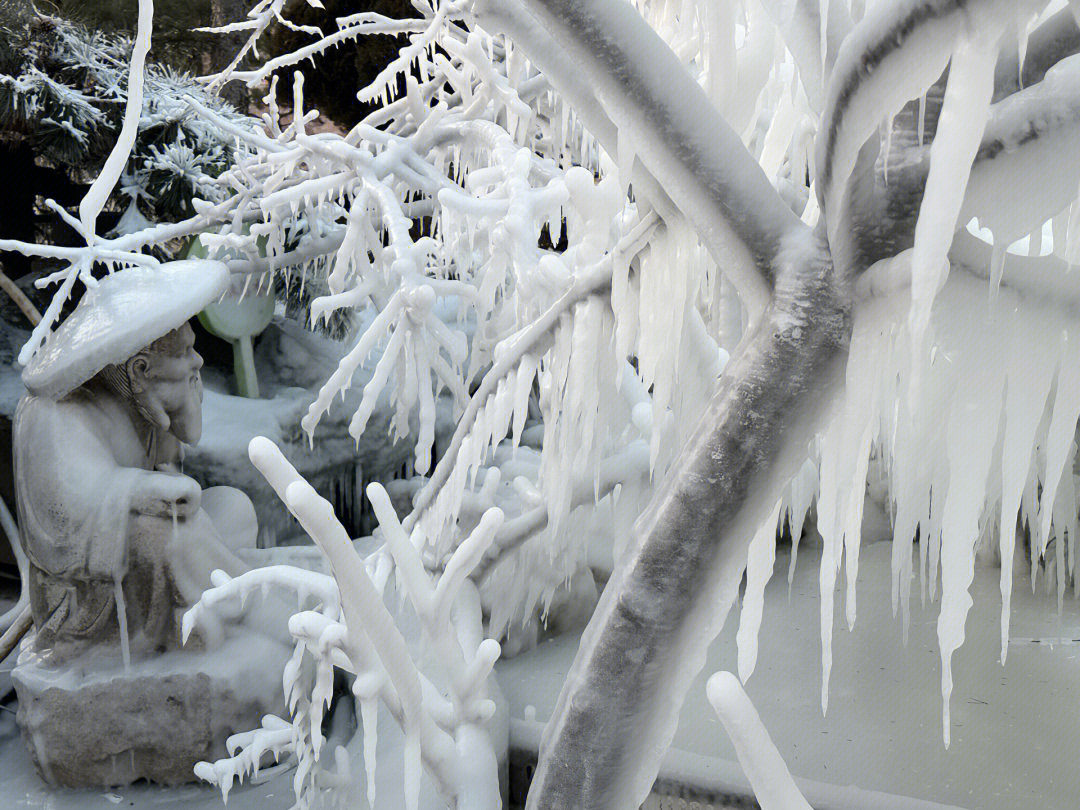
[3, 538, 1078, 809]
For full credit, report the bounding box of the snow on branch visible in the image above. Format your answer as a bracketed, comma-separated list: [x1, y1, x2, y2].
[959, 53, 1080, 253]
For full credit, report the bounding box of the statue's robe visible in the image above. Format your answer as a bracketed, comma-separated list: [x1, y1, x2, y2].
[14, 384, 256, 659]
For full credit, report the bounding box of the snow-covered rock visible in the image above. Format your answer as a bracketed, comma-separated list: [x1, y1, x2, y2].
[12, 631, 288, 788]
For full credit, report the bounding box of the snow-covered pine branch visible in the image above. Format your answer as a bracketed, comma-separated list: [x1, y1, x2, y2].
[0, 4, 258, 361]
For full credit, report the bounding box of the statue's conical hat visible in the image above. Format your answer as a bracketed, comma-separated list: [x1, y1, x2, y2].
[23, 260, 231, 399]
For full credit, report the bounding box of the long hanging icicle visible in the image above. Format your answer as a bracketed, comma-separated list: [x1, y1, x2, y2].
[908, 32, 1000, 357]
[996, 308, 1059, 665]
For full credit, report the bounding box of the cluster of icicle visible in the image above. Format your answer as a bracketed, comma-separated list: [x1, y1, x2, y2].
[721, 0, 1080, 751]
[737, 259, 1080, 747]
[185, 437, 506, 810]
[24, 0, 1080, 777]
[4, 0, 823, 632]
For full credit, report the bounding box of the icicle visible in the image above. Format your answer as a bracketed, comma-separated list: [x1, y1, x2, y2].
[1017, 19, 1031, 90]
[917, 94, 926, 147]
[736, 500, 782, 682]
[758, 85, 797, 182]
[1065, 193, 1080, 267]
[360, 696, 378, 808]
[988, 242, 1007, 304]
[839, 308, 889, 631]
[616, 129, 636, 196]
[937, 326, 1006, 748]
[909, 34, 999, 357]
[1052, 470, 1072, 613]
[403, 726, 421, 810]
[786, 458, 817, 589]
[115, 579, 130, 672]
[815, 296, 891, 707]
[996, 310, 1058, 664]
[882, 114, 894, 185]
[820, 0, 830, 78]
[816, 402, 845, 715]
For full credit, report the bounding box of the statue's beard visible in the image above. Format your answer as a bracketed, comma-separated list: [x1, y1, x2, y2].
[133, 397, 164, 431]
[97, 363, 202, 444]
[168, 398, 202, 444]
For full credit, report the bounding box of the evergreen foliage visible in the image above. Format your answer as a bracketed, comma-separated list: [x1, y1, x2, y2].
[0, 2, 256, 268]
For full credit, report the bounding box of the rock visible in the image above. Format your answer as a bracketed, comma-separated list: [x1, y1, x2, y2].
[12, 631, 289, 787]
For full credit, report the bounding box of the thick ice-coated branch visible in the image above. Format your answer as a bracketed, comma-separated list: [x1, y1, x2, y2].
[816, 0, 1044, 243]
[245, 437, 504, 810]
[78, 0, 153, 238]
[960, 53, 1080, 242]
[846, 52, 1080, 275]
[474, 0, 806, 315]
[525, 230, 849, 810]
[248, 440, 457, 790]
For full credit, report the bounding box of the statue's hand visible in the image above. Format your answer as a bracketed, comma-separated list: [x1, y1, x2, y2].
[134, 473, 202, 521]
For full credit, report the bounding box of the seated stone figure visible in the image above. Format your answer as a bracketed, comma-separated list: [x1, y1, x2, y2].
[16, 322, 257, 660]
[12, 261, 290, 786]
[15, 263, 262, 661]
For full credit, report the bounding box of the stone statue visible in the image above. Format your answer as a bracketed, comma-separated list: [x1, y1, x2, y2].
[11, 261, 290, 786]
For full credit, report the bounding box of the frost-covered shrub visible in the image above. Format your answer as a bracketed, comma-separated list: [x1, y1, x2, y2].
[0, 4, 254, 227]
[186, 438, 507, 810]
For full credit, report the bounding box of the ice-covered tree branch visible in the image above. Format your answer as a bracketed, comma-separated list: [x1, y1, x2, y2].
[817, 0, 1045, 245]
[474, 0, 807, 317]
[706, 672, 812, 810]
[188, 436, 507, 810]
[844, 51, 1080, 278]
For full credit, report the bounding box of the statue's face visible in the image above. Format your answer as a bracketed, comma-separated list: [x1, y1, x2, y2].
[129, 323, 205, 444]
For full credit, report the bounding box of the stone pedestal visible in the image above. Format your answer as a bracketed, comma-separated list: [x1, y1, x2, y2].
[13, 632, 289, 787]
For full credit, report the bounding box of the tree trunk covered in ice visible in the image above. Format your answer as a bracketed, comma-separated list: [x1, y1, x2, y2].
[527, 237, 849, 810]
[476, 0, 849, 808]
